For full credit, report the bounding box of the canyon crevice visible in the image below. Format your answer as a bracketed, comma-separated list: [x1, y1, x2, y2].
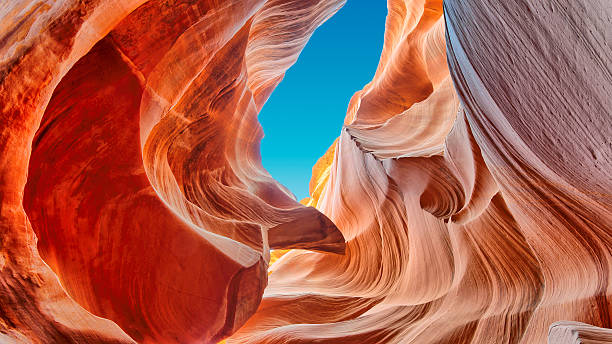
[0, 0, 610, 343]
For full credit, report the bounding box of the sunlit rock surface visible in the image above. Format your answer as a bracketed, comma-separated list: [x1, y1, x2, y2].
[229, 0, 612, 343]
[0, 0, 610, 343]
[1, 1, 344, 343]
[548, 321, 612, 344]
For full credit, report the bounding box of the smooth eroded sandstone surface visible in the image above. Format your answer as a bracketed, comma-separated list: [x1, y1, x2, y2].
[0, 0, 610, 343]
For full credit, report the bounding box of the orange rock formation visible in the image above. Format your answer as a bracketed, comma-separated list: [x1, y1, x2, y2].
[0, 0, 610, 343]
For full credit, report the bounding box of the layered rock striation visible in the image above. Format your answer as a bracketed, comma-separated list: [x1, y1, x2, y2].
[1, 1, 344, 343]
[229, 0, 612, 343]
[0, 0, 610, 343]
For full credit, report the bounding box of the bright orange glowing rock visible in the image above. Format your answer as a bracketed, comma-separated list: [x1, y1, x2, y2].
[1, 0, 610, 343]
[1, 0, 344, 343]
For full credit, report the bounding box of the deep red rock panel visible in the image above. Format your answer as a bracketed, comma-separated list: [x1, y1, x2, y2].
[0, 0, 610, 343]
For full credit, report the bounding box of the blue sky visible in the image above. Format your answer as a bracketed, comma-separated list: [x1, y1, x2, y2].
[258, 1, 387, 200]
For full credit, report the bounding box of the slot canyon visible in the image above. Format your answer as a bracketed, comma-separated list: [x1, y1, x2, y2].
[0, 0, 611, 343]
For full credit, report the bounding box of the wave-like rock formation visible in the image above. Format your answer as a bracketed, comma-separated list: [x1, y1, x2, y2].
[1, 1, 345, 343]
[549, 321, 612, 343]
[0, 0, 610, 343]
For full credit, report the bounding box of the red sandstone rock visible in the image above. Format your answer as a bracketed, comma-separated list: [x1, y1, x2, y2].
[1, 0, 611, 343]
[229, 0, 612, 343]
[1, 1, 344, 343]
[549, 321, 612, 343]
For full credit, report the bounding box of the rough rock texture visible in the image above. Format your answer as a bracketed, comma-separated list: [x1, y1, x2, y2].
[0, 0, 611, 343]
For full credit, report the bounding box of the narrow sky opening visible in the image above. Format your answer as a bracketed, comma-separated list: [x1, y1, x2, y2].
[258, 1, 387, 200]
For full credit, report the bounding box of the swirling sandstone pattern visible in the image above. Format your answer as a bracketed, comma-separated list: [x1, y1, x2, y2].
[229, 0, 612, 343]
[0, 1, 610, 344]
[549, 321, 612, 343]
[2, 1, 344, 343]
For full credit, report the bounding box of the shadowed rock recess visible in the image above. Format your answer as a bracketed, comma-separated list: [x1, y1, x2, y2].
[0, 0, 610, 343]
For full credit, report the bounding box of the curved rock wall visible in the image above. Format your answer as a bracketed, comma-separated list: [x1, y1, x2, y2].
[229, 0, 612, 343]
[2, 1, 344, 343]
[0, 0, 610, 343]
